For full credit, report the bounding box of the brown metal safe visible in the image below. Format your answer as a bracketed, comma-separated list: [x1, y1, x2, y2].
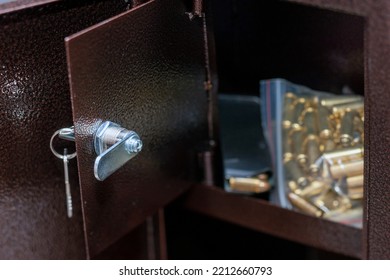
[0, 0, 389, 259]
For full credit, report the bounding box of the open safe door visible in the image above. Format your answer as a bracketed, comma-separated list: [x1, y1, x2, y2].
[65, 0, 209, 258]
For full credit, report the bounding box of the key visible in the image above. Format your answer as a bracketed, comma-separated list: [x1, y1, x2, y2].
[50, 127, 77, 218]
[63, 148, 73, 218]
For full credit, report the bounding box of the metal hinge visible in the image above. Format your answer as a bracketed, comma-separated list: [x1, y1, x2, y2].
[198, 149, 214, 186]
[187, 0, 203, 20]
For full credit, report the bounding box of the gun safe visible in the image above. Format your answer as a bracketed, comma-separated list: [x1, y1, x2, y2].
[0, 0, 389, 259]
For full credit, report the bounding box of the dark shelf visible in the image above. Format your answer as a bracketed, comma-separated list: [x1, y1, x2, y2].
[183, 184, 362, 259]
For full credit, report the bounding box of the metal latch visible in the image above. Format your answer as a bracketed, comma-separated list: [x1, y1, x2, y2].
[57, 122, 143, 181]
[93, 121, 142, 181]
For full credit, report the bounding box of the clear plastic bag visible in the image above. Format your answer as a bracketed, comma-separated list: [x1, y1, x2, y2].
[260, 79, 363, 227]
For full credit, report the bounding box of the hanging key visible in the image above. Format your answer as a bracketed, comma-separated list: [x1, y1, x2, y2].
[63, 148, 73, 218]
[50, 127, 77, 218]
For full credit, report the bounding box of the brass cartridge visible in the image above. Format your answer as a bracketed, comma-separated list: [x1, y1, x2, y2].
[288, 192, 323, 217]
[284, 92, 297, 103]
[322, 139, 336, 153]
[290, 124, 307, 166]
[358, 106, 364, 117]
[321, 96, 362, 107]
[305, 134, 321, 175]
[313, 189, 352, 213]
[353, 114, 364, 133]
[229, 176, 270, 193]
[282, 120, 292, 129]
[318, 105, 332, 140]
[288, 180, 301, 194]
[308, 96, 319, 108]
[329, 160, 363, 179]
[352, 115, 364, 144]
[332, 101, 364, 116]
[332, 123, 341, 145]
[283, 151, 294, 163]
[346, 174, 363, 189]
[300, 180, 328, 198]
[284, 158, 308, 188]
[301, 107, 318, 135]
[282, 124, 293, 158]
[347, 187, 363, 200]
[346, 174, 364, 200]
[292, 98, 307, 125]
[283, 92, 297, 128]
[323, 146, 363, 165]
[340, 109, 357, 147]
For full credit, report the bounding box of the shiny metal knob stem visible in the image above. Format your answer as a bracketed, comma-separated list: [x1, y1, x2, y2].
[94, 121, 142, 181]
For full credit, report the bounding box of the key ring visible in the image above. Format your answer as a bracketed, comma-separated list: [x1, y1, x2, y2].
[50, 128, 77, 160]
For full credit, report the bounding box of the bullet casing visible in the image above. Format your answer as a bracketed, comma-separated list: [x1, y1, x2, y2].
[318, 105, 332, 140]
[283, 125, 293, 156]
[321, 96, 362, 107]
[332, 101, 364, 116]
[229, 177, 270, 193]
[302, 107, 318, 135]
[323, 146, 363, 165]
[283, 120, 292, 130]
[313, 189, 351, 213]
[284, 158, 308, 187]
[340, 109, 358, 147]
[288, 180, 301, 194]
[283, 151, 294, 161]
[348, 187, 363, 200]
[353, 115, 364, 134]
[308, 96, 320, 108]
[300, 180, 328, 198]
[322, 139, 336, 152]
[346, 174, 364, 189]
[288, 192, 323, 217]
[283, 92, 297, 125]
[305, 134, 321, 175]
[290, 125, 307, 166]
[292, 98, 307, 125]
[329, 160, 363, 179]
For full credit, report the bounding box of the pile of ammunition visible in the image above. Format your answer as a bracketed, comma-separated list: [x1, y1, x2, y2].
[282, 93, 364, 218]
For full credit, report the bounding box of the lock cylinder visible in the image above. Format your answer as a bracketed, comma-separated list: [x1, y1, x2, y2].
[94, 121, 142, 181]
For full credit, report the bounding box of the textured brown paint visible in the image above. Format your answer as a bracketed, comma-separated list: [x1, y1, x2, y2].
[156, 209, 168, 260]
[93, 221, 150, 260]
[184, 185, 362, 259]
[361, 0, 390, 260]
[0, 0, 60, 15]
[0, 0, 130, 259]
[289, 0, 390, 260]
[1, 0, 389, 260]
[66, 0, 208, 257]
[289, 0, 370, 16]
